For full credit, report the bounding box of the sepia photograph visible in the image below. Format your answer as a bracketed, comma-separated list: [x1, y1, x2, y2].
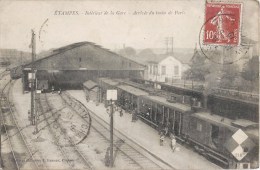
[0, 0, 259, 169]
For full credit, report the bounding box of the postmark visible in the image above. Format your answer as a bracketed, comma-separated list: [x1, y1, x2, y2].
[51, 95, 92, 147]
[204, 3, 242, 45]
[50, 109, 91, 147]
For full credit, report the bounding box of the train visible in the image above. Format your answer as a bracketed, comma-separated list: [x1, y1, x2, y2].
[130, 78, 259, 123]
[98, 78, 259, 169]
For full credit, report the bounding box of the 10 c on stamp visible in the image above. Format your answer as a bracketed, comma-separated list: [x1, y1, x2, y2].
[204, 3, 242, 46]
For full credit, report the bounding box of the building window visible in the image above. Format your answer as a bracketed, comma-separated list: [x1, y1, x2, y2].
[174, 65, 179, 75]
[79, 57, 81, 62]
[161, 66, 166, 75]
[196, 122, 202, 131]
[149, 65, 152, 74]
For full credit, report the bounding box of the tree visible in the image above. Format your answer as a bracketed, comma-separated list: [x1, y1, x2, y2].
[219, 63, 240, 89]
[118, 47, 136, 58]
[187, 50, 209, 81]
[241, 56, 259, 92]
[137, 48, 156, 58]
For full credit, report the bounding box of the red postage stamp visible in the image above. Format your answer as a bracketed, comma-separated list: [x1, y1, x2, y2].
[204, 3, 242, 46]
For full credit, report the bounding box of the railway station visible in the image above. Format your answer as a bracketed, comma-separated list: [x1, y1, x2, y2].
[0, 1, 259, 168]
[1, 39, 258, 170]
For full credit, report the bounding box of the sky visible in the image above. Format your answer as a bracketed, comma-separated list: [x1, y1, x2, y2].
[0, 0, 259, 53]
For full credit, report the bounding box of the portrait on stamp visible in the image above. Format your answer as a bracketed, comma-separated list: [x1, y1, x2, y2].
[204, 3, 242, 45]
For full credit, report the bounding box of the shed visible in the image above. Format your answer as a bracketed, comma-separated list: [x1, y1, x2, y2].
[83, 80, 99, 102]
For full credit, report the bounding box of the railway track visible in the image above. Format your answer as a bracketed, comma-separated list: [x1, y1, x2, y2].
[60, 92, 173, 169]
[0, 80, 44, 170]
[0, 70, 9, 78]
[38, 93, 94, 170]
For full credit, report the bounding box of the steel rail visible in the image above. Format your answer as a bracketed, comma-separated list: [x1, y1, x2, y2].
[1, 80, 40, 170]
[0, 81, 20, 170]
[40, 94, 94, 170]
[60, 92, 171, 169]
[37, 94, 77, 170]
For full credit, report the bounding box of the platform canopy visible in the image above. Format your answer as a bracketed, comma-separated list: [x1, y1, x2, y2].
[24, 42, 145, 71]
[83, 80, 98, 90]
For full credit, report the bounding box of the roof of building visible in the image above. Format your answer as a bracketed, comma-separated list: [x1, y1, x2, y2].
[100, 78, 119, 86]
[83, 80, 98, 90]
[128, 54, 193, 65]
[117, 85, 149, 96]
[146, 55, 169, 64]
[52, 42, 89, 53]
[142, 95, 191, 112]
[24, 42, 145, 70]
[190, 46, 204, 63]
[122, 48, 193, 65]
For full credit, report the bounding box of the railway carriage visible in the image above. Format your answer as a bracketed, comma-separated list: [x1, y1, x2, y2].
[183, 112, 259, 169]
[116, 84, 149, 112]
[97, 77, 259, 169]
[138, 95, 192, 137]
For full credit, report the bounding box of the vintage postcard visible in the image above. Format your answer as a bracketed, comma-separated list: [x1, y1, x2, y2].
[0, 0, 259, 169]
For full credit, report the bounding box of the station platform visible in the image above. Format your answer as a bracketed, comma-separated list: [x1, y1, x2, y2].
[67, 90, 221, 170]
[10, 77, 221, 169]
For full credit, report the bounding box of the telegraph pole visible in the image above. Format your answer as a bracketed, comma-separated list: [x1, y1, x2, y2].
[165, 37, 169, 54]
[165, 37, 174, 55]
[106, 90, 117, 167]
[30, 30, 35, 126]
[110, 99, 114, 167]
[35, 78, 38, 134]
[30, 30, 38, 134]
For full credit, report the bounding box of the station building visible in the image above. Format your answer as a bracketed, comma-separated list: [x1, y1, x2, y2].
[22, 42, 145, 92]
[123, 52, 192, 83]
[146, 55, 190, 82]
